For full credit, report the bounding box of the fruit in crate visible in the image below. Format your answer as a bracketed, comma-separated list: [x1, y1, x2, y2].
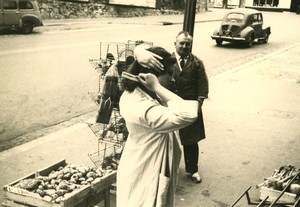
[13, 164, 104, 204]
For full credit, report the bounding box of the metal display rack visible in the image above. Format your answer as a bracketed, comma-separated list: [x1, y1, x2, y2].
[87, 109, 127, 171]
[87, 40, 152, 171]
[88, 40, 153, 105]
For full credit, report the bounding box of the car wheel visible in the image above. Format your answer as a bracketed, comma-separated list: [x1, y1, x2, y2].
[216, 39, 223, 46]
[246, 34, 254, 47]
[21, 21, 33, 34]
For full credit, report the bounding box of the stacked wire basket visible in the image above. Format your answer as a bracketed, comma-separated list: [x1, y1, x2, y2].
[87, 40, 153, 171]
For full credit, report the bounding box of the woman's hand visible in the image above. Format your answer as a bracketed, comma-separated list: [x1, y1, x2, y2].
[137, 73, 183, 103]
[135, 46, 164, 72]
[137, 73, 160, 92]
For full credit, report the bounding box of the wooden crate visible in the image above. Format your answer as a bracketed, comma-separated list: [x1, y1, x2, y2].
[260, 186, 298, 204]
[2, 159, 116, 207]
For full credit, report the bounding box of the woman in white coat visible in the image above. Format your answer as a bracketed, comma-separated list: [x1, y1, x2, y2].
[117, 46, 198, 207]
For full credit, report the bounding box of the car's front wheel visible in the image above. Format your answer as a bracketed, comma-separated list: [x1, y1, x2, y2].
[216, 39, 223, 46]
[246, 34, 254, 47]
[21, 21, 34, 34]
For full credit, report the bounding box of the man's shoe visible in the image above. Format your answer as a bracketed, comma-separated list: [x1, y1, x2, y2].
[191, 172, 202, 183]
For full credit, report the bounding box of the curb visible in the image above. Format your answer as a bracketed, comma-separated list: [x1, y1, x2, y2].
[42, 18, 223, 30]
[0, 123, 88, 158]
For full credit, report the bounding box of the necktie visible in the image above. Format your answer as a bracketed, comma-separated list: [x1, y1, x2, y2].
[180, 57, 185, 69]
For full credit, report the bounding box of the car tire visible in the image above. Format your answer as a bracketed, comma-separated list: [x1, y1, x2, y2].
[216, 39, 223, 46]
[21, 21, 34, 34]
[246, 34, 254, 47]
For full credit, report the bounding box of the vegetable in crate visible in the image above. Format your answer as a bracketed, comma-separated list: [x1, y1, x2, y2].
[13, 163, 104, 204]
[257, 165, 300, 194]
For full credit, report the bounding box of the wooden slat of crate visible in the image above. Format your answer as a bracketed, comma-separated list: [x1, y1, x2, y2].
[4, 159, 66, 191]
[3, 160, 66, 207]
[2, 190, 108, 207]
[90, 171, 117, 207]
[4, 185, 92, 207]
[3, 191, 61, 207]
[260, 186, 297, 204]
[2, 199, 33, 207]
[2, 198, 96, 207]
[3, 159, 92, 207]
[3, 159, 117, 207]
[58, 185, 91, 207]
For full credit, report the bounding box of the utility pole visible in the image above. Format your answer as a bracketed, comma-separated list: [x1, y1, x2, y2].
[182, 0, 197, 38]
[239, 0, 245, 7]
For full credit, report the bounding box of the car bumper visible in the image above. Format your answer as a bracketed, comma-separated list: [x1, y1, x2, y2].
[211, 35, 246, 42]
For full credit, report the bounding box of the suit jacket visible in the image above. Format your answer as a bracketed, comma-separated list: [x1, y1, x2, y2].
[172, 53, 209, 145]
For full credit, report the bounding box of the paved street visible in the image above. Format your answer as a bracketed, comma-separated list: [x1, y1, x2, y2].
[0, 8, 226, 151]
[1, 8, 300, 207]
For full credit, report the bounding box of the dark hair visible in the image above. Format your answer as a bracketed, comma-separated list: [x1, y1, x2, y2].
[121, 46, 176, 93]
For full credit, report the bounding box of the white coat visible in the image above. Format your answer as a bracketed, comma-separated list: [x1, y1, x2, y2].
[117, 87, 198, 207]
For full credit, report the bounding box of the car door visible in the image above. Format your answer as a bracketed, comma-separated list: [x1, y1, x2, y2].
[2, 0, 20, 26]
[251, 13, 263, 38]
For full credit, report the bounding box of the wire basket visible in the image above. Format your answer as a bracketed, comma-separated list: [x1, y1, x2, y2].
[126, 40, 153, 51]
[88, 40, 153, 101]
[89, 40, 153, 73]
[88, 142, 124, 171]
[87, 111, 128, 144]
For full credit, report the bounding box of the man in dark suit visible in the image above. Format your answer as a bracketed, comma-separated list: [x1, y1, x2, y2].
[134, 31, 209, 183]
[172, 31, 209, 183]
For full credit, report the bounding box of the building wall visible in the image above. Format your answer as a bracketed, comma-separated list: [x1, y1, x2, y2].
[38, 0, 209, 19]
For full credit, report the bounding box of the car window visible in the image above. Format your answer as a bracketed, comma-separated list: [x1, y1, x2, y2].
[225, 13, 245, 23]
[3, 0, 17, 9]
[252, 14, 263, 23]
[19, 0, 33, 9]
[258, 13, 263, 22]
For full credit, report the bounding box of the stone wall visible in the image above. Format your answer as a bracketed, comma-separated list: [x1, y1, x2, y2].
[38, 0, 209, 19]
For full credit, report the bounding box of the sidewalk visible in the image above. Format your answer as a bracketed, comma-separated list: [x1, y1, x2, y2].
[1, 10, 300, 207]
[38, 8, 225, 32]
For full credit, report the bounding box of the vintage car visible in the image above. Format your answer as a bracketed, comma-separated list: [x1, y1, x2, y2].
[0, 0, 43, 34]
[211, 8, 271, 47]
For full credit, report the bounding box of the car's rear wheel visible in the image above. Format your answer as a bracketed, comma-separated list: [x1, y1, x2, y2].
[216, 39, 223, 46]
[246, 34, 254, 47]
[21, 21, 34, 34]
